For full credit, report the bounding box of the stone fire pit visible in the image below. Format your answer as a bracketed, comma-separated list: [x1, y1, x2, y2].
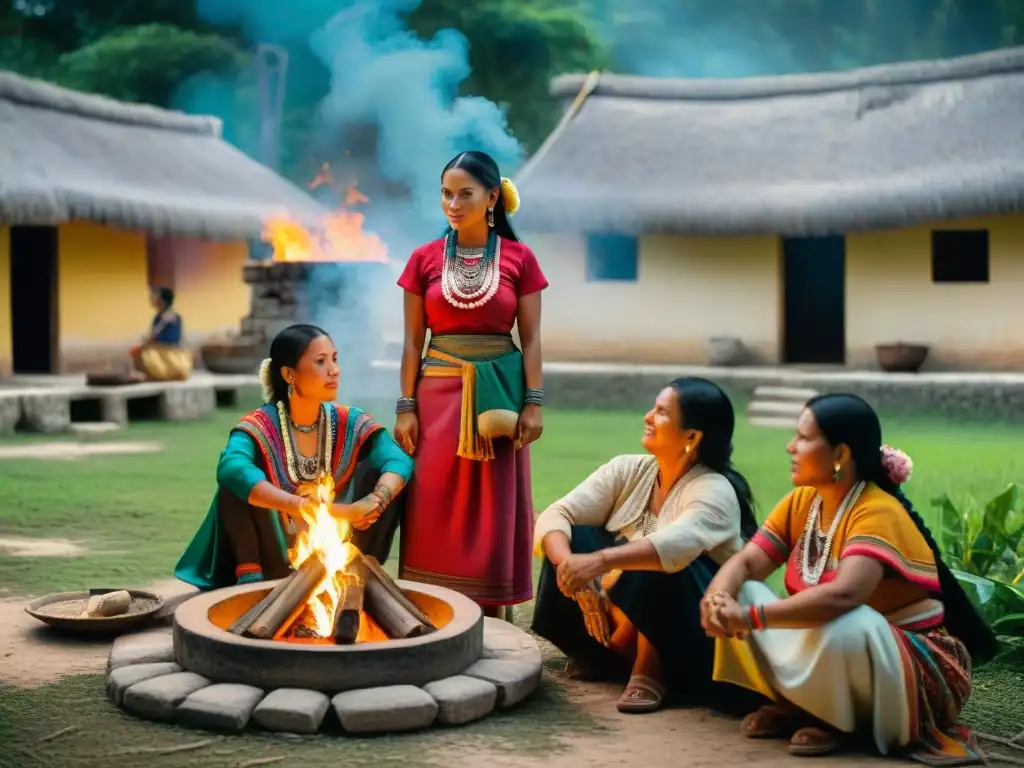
[105, 580, 542, 734]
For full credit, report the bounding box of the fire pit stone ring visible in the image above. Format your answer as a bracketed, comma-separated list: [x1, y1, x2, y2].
[104, 580, 543, 734]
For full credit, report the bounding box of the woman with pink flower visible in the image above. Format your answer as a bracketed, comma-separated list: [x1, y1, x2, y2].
[699, 393, 995, 764]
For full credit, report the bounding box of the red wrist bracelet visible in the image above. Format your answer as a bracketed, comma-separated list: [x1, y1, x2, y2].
[748, 604, 767, 631]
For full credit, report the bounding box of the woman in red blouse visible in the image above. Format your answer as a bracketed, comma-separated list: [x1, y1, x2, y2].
[394, 150, 548, 618]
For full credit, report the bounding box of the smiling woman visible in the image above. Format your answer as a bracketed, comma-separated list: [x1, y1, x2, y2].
[702, 393, 997, 763]
[530, 377, 761, 715]
[173, 324, 413, 591]
[393, 151, 547, 620]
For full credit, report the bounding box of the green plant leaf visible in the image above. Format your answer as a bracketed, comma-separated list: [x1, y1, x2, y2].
[982, 485, 1019, 544]
[991, 612, 1024, 635]
[933, 493, 964, 561]
[954, 568, 997, 606]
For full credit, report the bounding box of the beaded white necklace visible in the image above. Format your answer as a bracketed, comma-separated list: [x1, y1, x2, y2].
[800, 480, 865, 585]
[440, 232, 502, 310]
[275, 401, 333, 485]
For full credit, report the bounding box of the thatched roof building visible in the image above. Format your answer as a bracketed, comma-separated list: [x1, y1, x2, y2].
[515, 47, 1024, 236]
[0, 71, 325, 240]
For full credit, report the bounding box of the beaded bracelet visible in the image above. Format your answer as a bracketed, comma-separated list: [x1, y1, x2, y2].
[395, 396, 416, 414]
[372, 484, 393, 507]
[524, 388, 545, 406]
[747, 604, 767, 631]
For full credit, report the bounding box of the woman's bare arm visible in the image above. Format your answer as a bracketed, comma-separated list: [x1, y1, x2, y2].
[400, 292, 426, 398]
[706, 542, 780, 597]
[516, 292, 543, 389]
[760, 556, 883, 628]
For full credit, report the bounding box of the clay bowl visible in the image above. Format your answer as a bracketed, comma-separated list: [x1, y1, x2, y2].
[26, 589, 163, 635]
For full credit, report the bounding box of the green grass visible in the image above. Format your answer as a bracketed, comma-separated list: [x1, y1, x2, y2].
[0, 396, 1021, 595]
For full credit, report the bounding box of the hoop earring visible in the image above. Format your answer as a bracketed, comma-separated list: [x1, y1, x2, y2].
[487, 208, 494, 228]
[287, 383, 295, 400]
[833, 462, 841, 481]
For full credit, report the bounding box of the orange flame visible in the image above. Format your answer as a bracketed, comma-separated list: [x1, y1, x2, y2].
[262, 164, 389, 263]
[289, 475, 361, 638]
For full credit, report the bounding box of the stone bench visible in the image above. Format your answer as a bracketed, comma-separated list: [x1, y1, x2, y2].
[17, 381, 217, 434]
[0, 390, 23, 435]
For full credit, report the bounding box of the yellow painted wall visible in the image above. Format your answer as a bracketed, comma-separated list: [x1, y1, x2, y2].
[529, 212, 1024, 369]
[0, 227, 10, 376]
[58, 221, 151, 368]
[845, 213, 1024, 369]
[528, 232, 780, 364]
[170, 240, 251, 338]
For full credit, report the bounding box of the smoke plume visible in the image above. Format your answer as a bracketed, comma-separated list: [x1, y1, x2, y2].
[183, 0, 522, 396]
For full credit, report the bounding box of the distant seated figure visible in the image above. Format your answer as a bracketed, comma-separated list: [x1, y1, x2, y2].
[174, 324, 413, 590]
[129, 286, 192, 381]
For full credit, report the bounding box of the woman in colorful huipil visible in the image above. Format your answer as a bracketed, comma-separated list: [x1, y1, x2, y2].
[700, 394, 996, 763]
[394, 151, 547, 618]
[175, 324, 413, 589]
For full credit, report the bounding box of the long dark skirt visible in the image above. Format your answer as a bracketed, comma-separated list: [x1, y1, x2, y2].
[530, 526, 763, 712]
[217, 460, 403, 583]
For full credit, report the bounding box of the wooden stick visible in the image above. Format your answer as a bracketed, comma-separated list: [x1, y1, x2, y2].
[247, 553, 326, 639]
[229, 571, 299, 635]
[364, 576, 426, 639]
[332, 558, 367, 644]
[362, 556, 436, 630]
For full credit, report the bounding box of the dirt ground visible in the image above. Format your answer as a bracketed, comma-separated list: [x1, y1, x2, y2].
[5, 576, 1024, 767]
[0, 579, 919, 768]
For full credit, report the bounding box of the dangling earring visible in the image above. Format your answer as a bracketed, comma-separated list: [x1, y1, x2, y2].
[487, 208, 494, 228]
[833, 462, 841, 481]
[287, 382, 295, 400]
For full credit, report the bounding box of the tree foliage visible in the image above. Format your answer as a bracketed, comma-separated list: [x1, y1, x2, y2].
[52, 23, 248, 105]
[2, 0, 1022, 182]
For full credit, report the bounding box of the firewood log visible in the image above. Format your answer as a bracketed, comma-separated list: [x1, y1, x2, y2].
[246, 553, 326, 640]
[364, 575, 427, 639]
[362, 556, 436, 631]
[229, 571, 299, 635]
[332, 558, 367, 644]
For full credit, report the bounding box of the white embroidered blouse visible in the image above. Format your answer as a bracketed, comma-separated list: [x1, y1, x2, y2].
[533, 455, 745, 573]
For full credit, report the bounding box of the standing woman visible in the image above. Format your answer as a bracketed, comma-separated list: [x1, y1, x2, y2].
[394, 150, 548, 618]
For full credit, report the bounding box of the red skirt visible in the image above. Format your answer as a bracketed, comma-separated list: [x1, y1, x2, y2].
[399, 375, 534, 606]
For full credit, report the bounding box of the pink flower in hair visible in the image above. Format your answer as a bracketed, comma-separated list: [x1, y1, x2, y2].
[880, 445, 913, 485]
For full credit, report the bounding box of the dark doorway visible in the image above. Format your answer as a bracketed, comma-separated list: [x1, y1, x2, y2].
[10, 226, 59, 373]
[782, 236, 845, 364]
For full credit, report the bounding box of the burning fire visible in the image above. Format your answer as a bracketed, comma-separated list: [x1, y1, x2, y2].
[288, 475, 360, 638]
[262, 163, 389, 263]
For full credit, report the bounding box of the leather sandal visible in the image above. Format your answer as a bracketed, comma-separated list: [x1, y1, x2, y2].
[788, 726, 840, 756]
[740, 704, 799, 738]
[616, 675, 666, 714]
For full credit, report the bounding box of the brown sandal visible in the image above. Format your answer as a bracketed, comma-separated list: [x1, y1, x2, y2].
[740, 704, 799, 738]
[616, 675, 666, 714]
[788, 726, 840, 756]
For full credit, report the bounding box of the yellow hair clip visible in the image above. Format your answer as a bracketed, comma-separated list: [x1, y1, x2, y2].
[500, 176, 520, 216]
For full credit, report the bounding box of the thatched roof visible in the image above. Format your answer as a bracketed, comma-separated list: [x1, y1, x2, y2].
[0, 71, 327, 240]
[514, 47, 1024, 236]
